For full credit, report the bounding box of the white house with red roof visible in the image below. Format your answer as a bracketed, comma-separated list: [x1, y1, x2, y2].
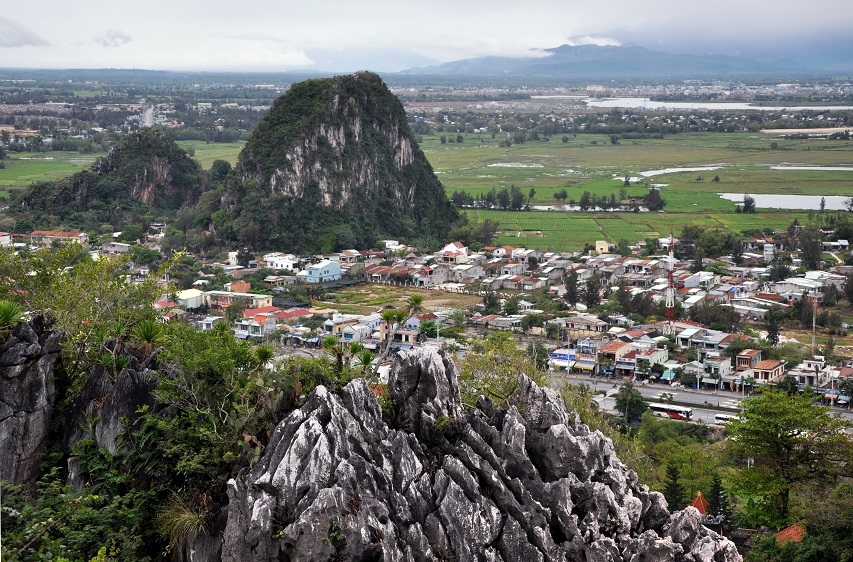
[0, 232, 12, 248]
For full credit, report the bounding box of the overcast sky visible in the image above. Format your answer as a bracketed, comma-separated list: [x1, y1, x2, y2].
[1, 1, 851, 72]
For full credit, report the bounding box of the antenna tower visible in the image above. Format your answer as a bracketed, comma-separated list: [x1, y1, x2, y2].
[665, 233, 676, 335]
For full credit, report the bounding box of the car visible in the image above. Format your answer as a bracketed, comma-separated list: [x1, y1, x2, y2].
[714, 413, 739, 424]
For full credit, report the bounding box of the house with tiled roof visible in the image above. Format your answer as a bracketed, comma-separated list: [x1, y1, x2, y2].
[753, 359, 785, 384]
[29, 230, 89, 246]
[0, 232, 11, 248]
[736, 349, 762, 371]
[234, 313, 276, 339]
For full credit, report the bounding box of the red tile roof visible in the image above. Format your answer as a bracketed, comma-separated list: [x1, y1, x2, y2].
[776, 523, 806, 545]
[689, 491, 709, 515]
[755, 359, 783, 370]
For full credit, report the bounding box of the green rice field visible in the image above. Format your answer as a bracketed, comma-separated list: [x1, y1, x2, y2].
[2, 130, 850, 252]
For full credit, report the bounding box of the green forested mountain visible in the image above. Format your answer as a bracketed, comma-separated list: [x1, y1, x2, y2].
[217, 71, 457, 253]
[19, 128, 205, 230]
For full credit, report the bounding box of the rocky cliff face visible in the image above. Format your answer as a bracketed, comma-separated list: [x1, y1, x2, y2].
[0, 320, 161, 489]
[221, 347, 741, 562]
[223, 72, 457, 252]
[0, 316, 63, 486]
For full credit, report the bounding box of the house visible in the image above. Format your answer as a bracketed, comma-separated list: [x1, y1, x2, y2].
[200, 316, 225, 331]
[436, 241, 469, 264]
[203, 290, 273, 310]
[301, 260, 342, 283]
[103, 241, 131, 253]
[323, 313, 361, 334]
[598, 340, 632, 369]
[338, 249, 362, 263]
[176, 288, 204, 310]
[30, 230, 89, 246]
[753, 359, 785, 384]
[0, 232, 11, 248]
[263, 252, 299, 272]
[736, 349, 762, 371]
[234, 313, 277, 339]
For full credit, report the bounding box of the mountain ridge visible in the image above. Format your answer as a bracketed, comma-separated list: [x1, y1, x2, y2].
[401, 43, 802, 78]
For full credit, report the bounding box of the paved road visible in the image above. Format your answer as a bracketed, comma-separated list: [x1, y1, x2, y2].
[550, 372, 853, 424]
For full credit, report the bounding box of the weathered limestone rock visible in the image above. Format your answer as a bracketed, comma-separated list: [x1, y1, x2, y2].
[220, 347, 741, 562]
[0, 316, 63, 486]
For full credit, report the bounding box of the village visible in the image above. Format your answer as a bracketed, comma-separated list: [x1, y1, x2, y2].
[5, 226, 853, 402]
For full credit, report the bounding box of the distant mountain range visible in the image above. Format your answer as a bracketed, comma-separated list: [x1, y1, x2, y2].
[401, 43, 852, 79]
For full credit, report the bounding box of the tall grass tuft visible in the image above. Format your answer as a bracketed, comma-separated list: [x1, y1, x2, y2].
[155, 493, 210, 553]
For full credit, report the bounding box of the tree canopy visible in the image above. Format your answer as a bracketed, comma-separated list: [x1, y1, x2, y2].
[726, 390, 851, 527]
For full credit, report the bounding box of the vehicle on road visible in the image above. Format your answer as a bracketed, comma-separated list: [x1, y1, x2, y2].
[648, 403, 694, 421]
[714, 413, 739, 424]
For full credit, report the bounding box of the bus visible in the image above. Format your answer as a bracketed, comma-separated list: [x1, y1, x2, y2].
[648, 403, 693, 421]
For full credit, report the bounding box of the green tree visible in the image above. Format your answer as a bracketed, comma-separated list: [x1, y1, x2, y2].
[482, 292, 501, 314]
[691, 245, 704, 273]
[459, 331, 544, 407]
[208, 159, 232, 183]
[797, 227, 823, 270]
[503, 298, 519, 316]
[765, 307, 782, 346]
[742, 194, 756, 214]
[663, 461, 687, 510]
[726, 390, 851, 526]
[582, 276, 601, 308]
[615, 381, 648, 421]
[565, 269, 579, 307]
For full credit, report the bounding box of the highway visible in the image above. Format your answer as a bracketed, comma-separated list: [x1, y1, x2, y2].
[550, 372, 853, 424]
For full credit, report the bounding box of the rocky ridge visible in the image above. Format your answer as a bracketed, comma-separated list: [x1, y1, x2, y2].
[221, 347, 741, 562]
[222, 72, 457, 252]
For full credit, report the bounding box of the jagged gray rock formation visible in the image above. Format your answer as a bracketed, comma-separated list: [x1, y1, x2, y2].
[63, 348, 160, 455]
[0, 315, 64, 486]
[221, 348, 741, 562]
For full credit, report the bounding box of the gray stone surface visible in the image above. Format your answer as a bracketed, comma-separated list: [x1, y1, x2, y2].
[220, 347, 742, 562]
[0, 316, 63, 486]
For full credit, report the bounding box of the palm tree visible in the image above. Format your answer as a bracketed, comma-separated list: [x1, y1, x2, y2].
[132, 318, 165, 357]
[406, 294, 425, 317]
[254, 344, 275, 370]
[377, 308, 407, 366]
[355, 350, 376, 377]
[322, 335, 344, 374]
[0, 300, 25, 334]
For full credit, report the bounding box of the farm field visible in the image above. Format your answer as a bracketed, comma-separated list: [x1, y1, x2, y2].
[423, 131, 852, 250]
[421, 132, 853, 209]
[175, 140, 245, 169]
[464, 208, 809, 251]
[0, 151, 102, 193]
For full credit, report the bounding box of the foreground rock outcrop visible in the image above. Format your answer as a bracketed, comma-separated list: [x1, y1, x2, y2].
[222, 348, 741, 561]
[0, 315, 63, 486]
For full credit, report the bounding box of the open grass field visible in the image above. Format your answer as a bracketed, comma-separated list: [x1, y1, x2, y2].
[1, 131, 848, 252]
[423, 131, 853, 250]
[464, 208, 809, 251]
[0, 152, 102, 191]
[175, 140, 245, 169]
[314, 285, 480, 316]
[422, 132, 853, 207]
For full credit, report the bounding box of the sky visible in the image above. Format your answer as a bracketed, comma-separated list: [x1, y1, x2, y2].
[1, 1, 851, 72]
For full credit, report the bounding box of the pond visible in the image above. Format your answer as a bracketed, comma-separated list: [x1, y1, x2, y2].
[717, 193, 850, 210]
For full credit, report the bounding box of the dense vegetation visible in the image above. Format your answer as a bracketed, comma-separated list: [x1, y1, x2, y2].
[17, 129, 205, 232]
[218, 72, 458, 253]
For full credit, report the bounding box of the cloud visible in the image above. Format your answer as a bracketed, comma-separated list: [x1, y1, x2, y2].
[0, 16, 48, 47]
[93, 29, 132, 48]
[565, 35, 621, 47]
